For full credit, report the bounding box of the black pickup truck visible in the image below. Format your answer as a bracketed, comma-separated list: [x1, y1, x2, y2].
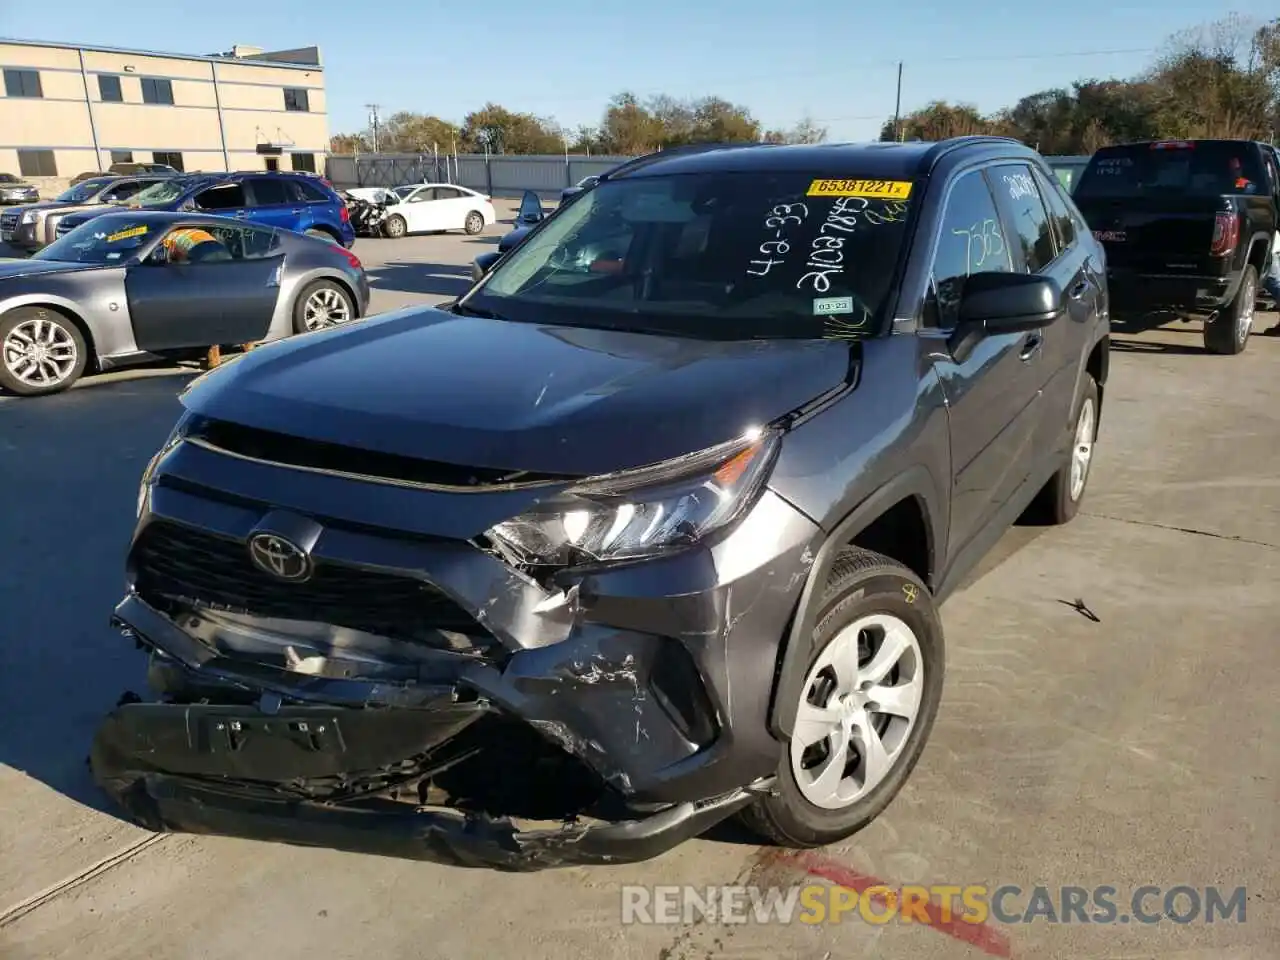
[1073, 139, 1279, 354]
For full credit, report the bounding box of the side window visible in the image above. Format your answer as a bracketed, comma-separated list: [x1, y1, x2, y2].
[989, 163, 1057, 273]
[194, 183, 247, 210]
[408, 188, 435, 203]
[248, 177, 293, 207]
[927, 170, 1012, 329]
[434, 187, 463, 200]
[295, 179, 330, 203]
[207, 224, 280, 260]
[1033, 167, 1076, 252]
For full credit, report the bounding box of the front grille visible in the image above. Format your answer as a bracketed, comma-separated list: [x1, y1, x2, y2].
[133, 520, 487, 644]
[0, 213, 17, 233]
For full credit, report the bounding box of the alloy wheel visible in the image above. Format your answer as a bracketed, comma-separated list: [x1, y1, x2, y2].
[303, 288, 352, 330]
[2, 314, 78, 388]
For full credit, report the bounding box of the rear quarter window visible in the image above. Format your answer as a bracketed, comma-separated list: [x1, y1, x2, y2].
[1076, 142, 1267, 198]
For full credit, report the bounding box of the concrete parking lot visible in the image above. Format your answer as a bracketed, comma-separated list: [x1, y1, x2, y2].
[1, 211, 1277, 959]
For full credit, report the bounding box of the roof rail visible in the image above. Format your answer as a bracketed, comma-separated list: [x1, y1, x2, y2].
[601, 141, 777, 181]
[920, 135, 1028, 169]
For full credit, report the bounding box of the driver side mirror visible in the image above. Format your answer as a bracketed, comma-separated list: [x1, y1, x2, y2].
[957, 272, 1060, 333]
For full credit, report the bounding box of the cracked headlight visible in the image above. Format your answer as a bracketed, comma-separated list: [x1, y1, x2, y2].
[487, 427, 780, 566]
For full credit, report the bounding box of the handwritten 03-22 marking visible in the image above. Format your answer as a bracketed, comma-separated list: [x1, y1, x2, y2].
[807, 178, 913, 200]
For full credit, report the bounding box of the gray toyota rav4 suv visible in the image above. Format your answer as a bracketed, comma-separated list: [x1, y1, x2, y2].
[93, 136, 1110, 870]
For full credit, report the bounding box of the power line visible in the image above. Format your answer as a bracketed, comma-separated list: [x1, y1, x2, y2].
[435, 46, 1162, 112]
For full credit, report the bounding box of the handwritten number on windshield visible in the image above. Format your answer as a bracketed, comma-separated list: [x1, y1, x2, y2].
[748, 202, 811, 276]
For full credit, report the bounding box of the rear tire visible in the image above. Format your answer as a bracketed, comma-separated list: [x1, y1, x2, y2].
[383, 215, 407, 239]
[738, 549, 944, 848]
[292, 280, 356, 334]
[1026, 373, 1099, 525]
[464, 211, 485, 235]
[0, 306, 88, 396]
[1204, 265, 1255, 355]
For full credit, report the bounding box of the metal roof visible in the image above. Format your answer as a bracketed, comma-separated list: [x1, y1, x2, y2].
[0, 37, 322, 70]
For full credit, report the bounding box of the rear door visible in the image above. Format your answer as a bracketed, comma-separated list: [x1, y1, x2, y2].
[244, 176, 304, 232]
[125, 222, 282, 350]
[1072, 142, 1262, 273]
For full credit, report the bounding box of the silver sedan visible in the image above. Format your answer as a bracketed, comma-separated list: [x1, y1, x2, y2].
[0, 210, 371, 397]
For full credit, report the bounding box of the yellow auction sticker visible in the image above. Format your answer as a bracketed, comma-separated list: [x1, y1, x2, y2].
[807, 179, 913, 199]
[106, 225, 148, 243]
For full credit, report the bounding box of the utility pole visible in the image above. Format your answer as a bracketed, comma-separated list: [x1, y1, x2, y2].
[892, 62, 903, 142]
[365, 103, 381, 153]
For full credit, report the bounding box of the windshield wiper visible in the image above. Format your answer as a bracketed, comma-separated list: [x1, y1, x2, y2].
[451, 301, 509, 321]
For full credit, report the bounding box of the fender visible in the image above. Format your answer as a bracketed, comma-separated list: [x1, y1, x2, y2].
[767, 463, 944, 740]
[0, 293, 98, 353]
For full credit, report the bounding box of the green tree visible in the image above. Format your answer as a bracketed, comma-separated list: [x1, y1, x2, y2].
[460, 103, 563, 154]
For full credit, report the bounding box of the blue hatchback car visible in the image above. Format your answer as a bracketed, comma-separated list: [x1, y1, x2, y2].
[55, 171, 356, 247]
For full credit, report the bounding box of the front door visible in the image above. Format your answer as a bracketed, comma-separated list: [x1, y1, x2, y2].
[401, 187, 442, 232]
[926, 168, 1047, 558]
[125, 224, 282, 351]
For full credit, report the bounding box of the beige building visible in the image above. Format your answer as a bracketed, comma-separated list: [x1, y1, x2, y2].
[0, 38, 329, 190]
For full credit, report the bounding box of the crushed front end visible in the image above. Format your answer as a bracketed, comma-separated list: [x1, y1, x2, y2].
[92, 412, 822, 869]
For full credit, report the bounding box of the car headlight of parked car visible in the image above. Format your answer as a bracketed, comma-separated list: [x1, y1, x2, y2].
[20, 210, 38, 224]
[487, 427, 780, 566]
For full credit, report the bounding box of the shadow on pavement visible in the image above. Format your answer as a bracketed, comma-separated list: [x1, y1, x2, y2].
[1110, 337, 1209, 355]
[367, 260, 474, 298]
[0, 373, 192, 818]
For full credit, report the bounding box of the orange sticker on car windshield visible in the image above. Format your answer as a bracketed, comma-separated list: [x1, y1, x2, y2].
[807, 179, 912, 200]
[106, 225, 148, 242]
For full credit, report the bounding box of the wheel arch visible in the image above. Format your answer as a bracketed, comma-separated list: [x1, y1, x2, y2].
[304, 223, 342, 243]
[767, 466, 943, 740]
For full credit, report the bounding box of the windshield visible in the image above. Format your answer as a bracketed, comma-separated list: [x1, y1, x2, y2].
[467, 172, 913, 339]
[56, 179, 112, 203]
[34, 218, 154, 263]
[127, 179, 192, 207]
[1076, 142, 1267, 199]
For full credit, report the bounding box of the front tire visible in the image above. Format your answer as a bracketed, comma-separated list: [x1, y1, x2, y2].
[383, 215, 407, 239]
[464, 211, 485, 235]
[292, 280, 356, 334]
[739, 549, 944, 848]
[0, 306, 88, 396]
[1204, 265, 1255, 355]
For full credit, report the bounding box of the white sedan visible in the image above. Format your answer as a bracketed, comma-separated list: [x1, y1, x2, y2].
[379, 184, 497, 238]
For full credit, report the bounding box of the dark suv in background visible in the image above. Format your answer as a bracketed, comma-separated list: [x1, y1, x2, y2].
[56, 171, 357, 248]
[94, 136, 1108, 869]
[1073, 138, 1279, 354]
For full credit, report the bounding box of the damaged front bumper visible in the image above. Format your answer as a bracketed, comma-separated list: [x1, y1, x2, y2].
[92, 674, 761, 870]
[90, 455, 819, 868]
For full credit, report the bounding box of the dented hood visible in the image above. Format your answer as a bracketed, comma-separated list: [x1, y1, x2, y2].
[181, 307, 853, 476]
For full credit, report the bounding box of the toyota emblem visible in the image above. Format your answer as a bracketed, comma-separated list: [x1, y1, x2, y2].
[247, 532, 313, 582]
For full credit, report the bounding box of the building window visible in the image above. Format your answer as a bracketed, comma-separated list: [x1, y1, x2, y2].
[3, 68, 43, 98]
[152, 152, 184, 171]
[264, 157, 280, 172]
[283, 87, 310, 112]
[17, 149, 57, 177]
[110, 150, 134, 164]
[291, 152, 317, 173]
[140, 77, 174, 105]
[98, 75, 123, 102]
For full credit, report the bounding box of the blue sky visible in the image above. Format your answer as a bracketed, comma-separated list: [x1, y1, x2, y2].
[2, 1, 1275, 142]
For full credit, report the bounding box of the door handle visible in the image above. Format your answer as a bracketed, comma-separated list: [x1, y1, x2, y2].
[290, 208, 304, 214]
[234, 210, 248, 218]
[1068, 278, 1089, 299]
[1019, 334, 1043, 361]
